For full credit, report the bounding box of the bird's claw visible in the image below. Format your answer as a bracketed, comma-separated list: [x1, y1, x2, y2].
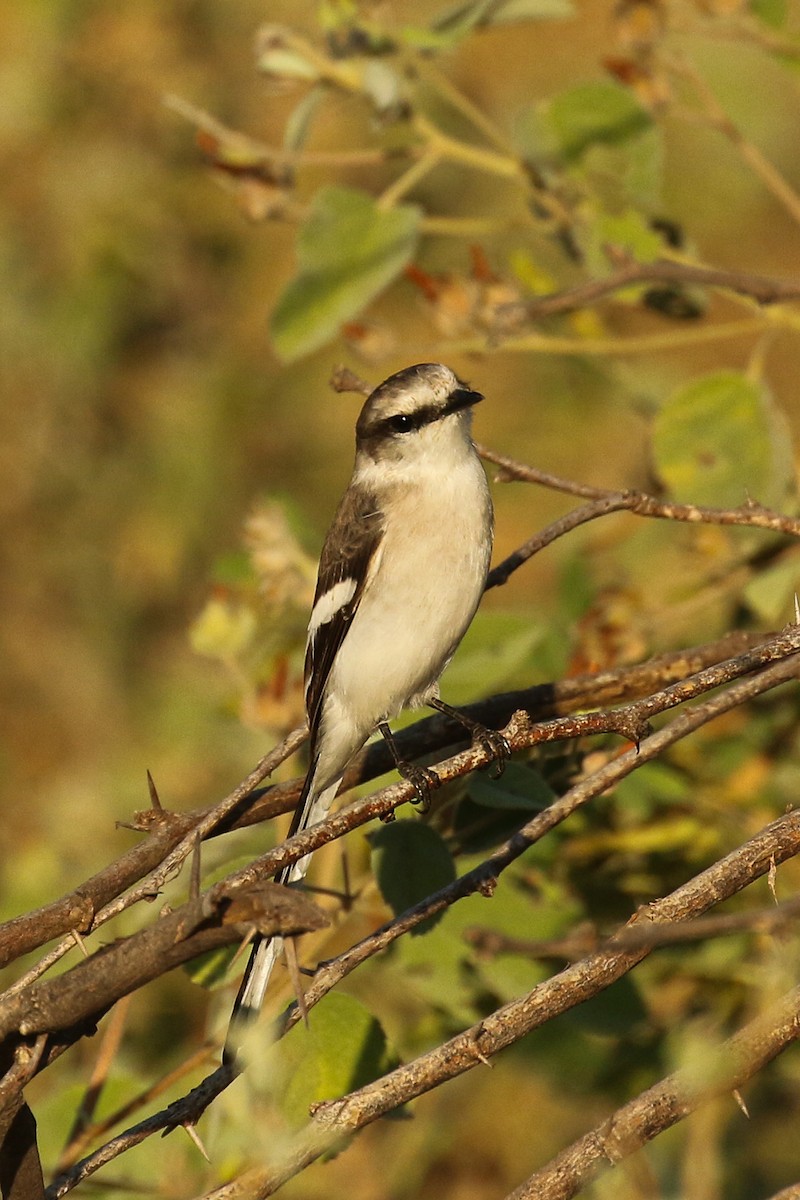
[474, 726, 511, 779]
[397, 761, 440, 814]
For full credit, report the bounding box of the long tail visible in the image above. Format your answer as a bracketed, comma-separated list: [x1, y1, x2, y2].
[224, 765, 341, 1058]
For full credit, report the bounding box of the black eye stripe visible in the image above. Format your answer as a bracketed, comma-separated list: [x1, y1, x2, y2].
[382, 407, 436, 435]
[378, 388, 483, 437]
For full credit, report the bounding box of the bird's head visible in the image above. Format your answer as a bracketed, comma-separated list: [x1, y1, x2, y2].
[355, 363, 483, 470]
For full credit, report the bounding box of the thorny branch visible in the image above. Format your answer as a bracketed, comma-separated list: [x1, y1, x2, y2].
[505, 982, 800, 1200]
[0, 439, 797, 1196]
[42, 637, 800, 1197]
[0, 632, 760, 982]
[478, 445, 800, 590]
[192, 795, 800, 1200]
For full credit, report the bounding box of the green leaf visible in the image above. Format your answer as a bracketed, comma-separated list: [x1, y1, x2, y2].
[405, 0, 572, 50]
[435, 0, 573, 32]
[266, 994, 391, 1127]
[271, 187, 420, 361]
[541, 81, 652, 161]
[467, 762, 555, 811]
[581, 125, 664, 208]
[486, 0, 574, 17]
[581, 207, 667, 282]
[370, 820, 456, 934]
[652, 370, 795, 508]
[283, 86, 325, 153]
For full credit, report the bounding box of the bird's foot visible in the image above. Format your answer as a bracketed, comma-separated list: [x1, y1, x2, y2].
[396, 761, 440, 814]
[427, 699, 510, 779]
[472, 725, 511, 779]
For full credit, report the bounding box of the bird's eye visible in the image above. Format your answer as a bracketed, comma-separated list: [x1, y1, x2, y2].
[386, 413, 415, 434]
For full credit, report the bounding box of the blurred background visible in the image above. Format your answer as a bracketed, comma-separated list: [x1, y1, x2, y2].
[2, 1, 800, 1195]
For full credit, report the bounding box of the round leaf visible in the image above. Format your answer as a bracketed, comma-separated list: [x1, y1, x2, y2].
[370, 821, 456, 935]
[652, 370, 795, 508]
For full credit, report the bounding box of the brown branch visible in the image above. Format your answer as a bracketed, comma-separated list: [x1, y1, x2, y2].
[197, 800, 800, 1200]
[513, 255, 800, 321]
[358, 630, 761, 778]
[212, 628, 800, 909]
[477, 446, 800, 590]
[47, 1065, 236, 1200]
[506, 983, 800, 1200]
[39, 634, 800, 1196]
[277, 636, 800, 1033]
[9, 629, 796, 1058]
[0, 885, 326, 1045]
[0, 729, 307, 982]
[55, 1044, 215, 1175]
[0, 633, 760, 983]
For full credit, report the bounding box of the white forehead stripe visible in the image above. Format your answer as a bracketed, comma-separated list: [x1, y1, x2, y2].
[308, 578, 358, 641]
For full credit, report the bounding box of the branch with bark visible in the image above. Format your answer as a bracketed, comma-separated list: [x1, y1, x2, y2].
[30, 628, 800, 1199]
[1, 435, 798, 1199]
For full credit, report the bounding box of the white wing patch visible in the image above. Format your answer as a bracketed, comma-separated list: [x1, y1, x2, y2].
[308, 577, 358, 643]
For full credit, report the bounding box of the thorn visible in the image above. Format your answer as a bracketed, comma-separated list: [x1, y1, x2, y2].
[181, 1122, 211, 1161]
[283, 937, 309, 1027]
[70, 929, 89, 958]
[229, 926, 258, 967]
[147, 769, 163, 812]
[732, 1088, 750, 1119]
[471, 1027, 493, 1067]
[795, 593, 800, 625]
[768, 854, 778, 905]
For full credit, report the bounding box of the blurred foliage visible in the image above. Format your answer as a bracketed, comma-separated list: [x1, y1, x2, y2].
[3, 0, 800, 1197]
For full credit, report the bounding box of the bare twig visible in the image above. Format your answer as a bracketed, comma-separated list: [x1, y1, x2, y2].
[0, 633, 761, 980]
[53, 1045, 215, 1174]
[280, 638, 800, 1031]
[0, 886, 326, 1043]
[46, 1065, 237, 1200]
[505, 983, 800, 1199]
[476, 445, 800, 590]
[55, 997, 132, 1172]
[213, 629, 800, 910]
[522, 255, 800, 318]
[196, 800, 800, 1199]
[0, 729, 307, 987]
[38, 636, 800, 1197]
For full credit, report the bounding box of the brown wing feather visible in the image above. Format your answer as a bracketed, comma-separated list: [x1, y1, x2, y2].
[304, 486, 384, 743]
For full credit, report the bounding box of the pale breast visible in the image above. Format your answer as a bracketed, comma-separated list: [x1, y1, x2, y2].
[325, 450, 492, 738]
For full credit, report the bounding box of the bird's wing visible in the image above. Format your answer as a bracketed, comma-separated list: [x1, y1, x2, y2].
[304, 484, 384, 741]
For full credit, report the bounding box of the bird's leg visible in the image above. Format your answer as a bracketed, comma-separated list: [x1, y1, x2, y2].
[427, 698, 510, 778]
[378, 722, 439, 813]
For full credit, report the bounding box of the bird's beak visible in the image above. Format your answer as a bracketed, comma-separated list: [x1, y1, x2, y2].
[446, 388, 484, 414]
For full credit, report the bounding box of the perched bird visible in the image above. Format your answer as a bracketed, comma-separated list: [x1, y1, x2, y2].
[226, 362, 506, 1053]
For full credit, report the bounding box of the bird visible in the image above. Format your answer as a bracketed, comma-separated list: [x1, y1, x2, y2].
[225, 362, 507, 1056]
